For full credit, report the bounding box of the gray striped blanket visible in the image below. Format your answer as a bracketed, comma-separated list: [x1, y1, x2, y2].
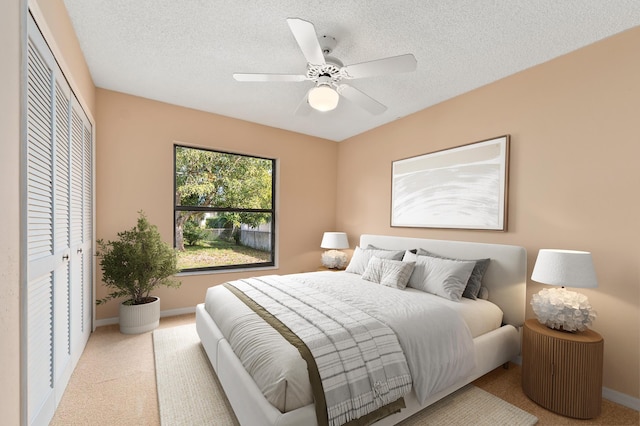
[226, 275, 412, 426]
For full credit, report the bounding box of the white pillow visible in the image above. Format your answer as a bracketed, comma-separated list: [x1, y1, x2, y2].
[404, 251, 476, 301]
[362, 257, 415, 289]
[345, 246, 405, 275]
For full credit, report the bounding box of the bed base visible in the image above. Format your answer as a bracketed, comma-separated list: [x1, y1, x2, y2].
[196, 304, 520, 426]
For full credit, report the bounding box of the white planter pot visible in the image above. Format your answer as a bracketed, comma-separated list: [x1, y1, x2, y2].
[119, 296, 160, 334]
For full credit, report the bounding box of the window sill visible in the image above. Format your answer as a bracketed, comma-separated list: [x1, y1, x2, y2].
[176, 265, 279, 277]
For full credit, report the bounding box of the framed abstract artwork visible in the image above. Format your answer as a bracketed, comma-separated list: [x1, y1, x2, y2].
[391, 135, 510, 231]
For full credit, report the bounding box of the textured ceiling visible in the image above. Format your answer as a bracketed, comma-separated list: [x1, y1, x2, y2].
[63, 0, 640, 142]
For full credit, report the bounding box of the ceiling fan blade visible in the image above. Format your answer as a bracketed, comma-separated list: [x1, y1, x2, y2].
[336, 84, 387, 115]
[233, 73, 307, 82]
[342, 54, 417, 79]
[286, 18, 326, 65]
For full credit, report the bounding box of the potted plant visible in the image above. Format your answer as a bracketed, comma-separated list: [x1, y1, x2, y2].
[97, 211, 181, 334]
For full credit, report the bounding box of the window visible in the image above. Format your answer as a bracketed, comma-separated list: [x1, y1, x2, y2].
[174, 145, 275, 272]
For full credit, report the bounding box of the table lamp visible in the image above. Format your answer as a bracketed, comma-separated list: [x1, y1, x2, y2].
[320, 232, 349, 269]
[530, 249, 598, 332]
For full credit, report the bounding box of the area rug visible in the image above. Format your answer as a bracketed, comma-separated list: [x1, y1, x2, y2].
[153, 324, 239, 425]
[154, 324, 538, 426]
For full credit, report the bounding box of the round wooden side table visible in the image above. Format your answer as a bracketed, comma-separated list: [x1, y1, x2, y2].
[521, 318, 603, 419]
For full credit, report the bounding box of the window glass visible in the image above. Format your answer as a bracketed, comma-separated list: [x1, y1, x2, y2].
[174, 145, 275, 271]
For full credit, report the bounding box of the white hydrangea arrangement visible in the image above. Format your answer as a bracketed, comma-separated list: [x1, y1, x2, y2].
[531, 287, 597, 332]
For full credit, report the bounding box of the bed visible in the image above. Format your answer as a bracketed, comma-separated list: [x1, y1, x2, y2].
[196, 234, 527, 425]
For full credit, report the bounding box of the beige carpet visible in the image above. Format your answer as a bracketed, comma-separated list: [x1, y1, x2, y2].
[154, 324, 538, 425]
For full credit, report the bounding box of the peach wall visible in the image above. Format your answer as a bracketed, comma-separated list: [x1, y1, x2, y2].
[95, 89, 338, 319]
[337, 28, 640, 399]
[0, 1, 24, 423]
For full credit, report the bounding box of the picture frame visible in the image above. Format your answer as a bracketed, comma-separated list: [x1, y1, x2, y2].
[391, 135, 510, 231]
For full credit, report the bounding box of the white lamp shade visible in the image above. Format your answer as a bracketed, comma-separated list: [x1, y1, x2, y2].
[308, 85, 339, 112]
[531, 249, 598, 289]
[320, 232, 349, 249]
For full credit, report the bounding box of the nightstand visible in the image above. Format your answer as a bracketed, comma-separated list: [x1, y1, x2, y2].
[522, 318, 603, 419]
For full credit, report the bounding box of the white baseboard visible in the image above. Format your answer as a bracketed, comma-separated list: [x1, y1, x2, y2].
[602, 387, 640, 411]
[94, 306, 196, 328]
[160, 306, 197, 318]
[94, 316, 118, 328]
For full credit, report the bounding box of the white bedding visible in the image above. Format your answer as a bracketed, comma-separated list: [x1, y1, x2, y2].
[205, 271, 503, 414]
[415, 287, 504, 338]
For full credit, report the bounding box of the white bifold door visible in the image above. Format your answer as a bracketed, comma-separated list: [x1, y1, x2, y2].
[25, 14, 93, 426]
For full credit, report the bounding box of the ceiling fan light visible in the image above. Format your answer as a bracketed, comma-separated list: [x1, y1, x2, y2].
[308, 85, 339, 112]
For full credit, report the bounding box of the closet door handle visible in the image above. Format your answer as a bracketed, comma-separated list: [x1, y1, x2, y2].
[62, 254, 69, 261]
[77, 248, 83, 254]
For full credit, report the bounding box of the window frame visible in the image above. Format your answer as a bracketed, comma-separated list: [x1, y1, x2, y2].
[173, 144, 276, 273]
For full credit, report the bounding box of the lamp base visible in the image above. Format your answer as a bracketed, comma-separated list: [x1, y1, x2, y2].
[321, 250, 347, 269]
[531, 287, 597, 332]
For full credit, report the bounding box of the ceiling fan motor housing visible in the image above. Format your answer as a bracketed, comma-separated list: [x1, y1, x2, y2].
[305, 34, 345, 85]
[307, 61, 343, 84]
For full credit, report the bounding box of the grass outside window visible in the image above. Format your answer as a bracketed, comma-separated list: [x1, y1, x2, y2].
[177, 240, 271, 270]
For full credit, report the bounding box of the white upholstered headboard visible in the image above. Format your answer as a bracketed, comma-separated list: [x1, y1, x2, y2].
[359, 234, 527, 327]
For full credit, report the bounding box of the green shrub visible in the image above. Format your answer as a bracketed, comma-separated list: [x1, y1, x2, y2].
[183, 220, 208, 246]
[96, 211, 181, 305]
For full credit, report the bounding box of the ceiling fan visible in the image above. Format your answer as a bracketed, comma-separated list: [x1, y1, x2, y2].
[233, 18, 417, 115]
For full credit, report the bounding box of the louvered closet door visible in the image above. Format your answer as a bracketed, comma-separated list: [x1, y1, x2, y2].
[82, 120, 93, 338]
[52, 72, 73, 398]
[26, 15, 93, 426]
[69, 96, 93, 356]
[26, 24, 57, 425]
